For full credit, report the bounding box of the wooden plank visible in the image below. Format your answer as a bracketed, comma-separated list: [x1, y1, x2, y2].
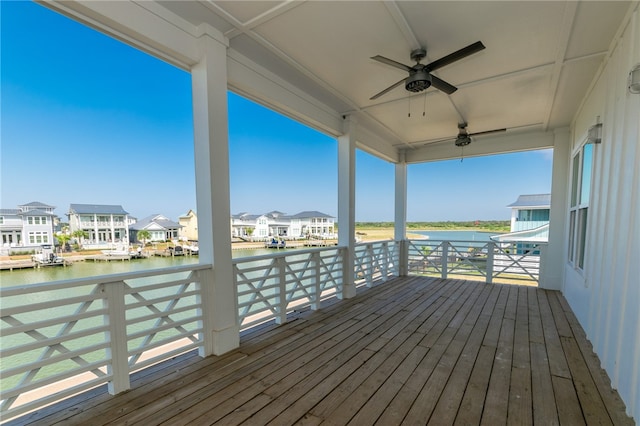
[424, 284, 498, 424]
[537, 290, 571, 379]
[527, 286, 544, 344]
[560, 335, 613, 425]
[394, 284, 491, 423]
[508, 287, 532, 426]
[480, 286, 516, 426]
[530, 341, 559, 425]
[552, 375, 586, 426]
[554, 292, 634, 425]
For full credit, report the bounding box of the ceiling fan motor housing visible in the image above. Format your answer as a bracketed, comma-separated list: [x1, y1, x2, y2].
[405, 70, 432, 93]
[455, 135, 472, 147]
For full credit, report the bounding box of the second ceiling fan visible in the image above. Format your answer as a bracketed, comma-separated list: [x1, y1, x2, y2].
[370, 41, 485, 100]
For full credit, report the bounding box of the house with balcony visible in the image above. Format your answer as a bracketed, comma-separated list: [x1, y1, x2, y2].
[491, 194, 551, 253]
[0, 201, 57, 254]
[129, 214, 182, 243]
[2, 1, 638, 424]
[231, 210, 336, 240]
[67, 203, 130, 249]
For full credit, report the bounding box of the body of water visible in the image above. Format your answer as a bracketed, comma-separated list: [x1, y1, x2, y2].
[412, 230, 500, 241]
[1, 231, 501, 287]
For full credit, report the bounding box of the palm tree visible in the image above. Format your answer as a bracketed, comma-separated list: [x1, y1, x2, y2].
[71, 230, 88, 248]
[55, 233, 71, 252]
[137, 229, 151, 247]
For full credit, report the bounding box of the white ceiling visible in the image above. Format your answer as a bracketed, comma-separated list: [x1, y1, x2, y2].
[51, 1, 635, 161]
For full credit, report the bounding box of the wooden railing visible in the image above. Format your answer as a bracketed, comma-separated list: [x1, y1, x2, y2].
[406, 239, 545, 284]
[0, 264, 210, 420]
[234, 247, 345, 330]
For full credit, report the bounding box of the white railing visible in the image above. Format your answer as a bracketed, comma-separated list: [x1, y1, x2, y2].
[234, 247, 345, 330]
[0, 263, 211, 420]
[406, 239, 545, 284]
[354, 240, 400, 287]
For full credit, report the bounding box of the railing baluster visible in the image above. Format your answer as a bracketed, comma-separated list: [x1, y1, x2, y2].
[275, 257, 287, 324]
[312, 251, 320, 310]
[442, 241, 449, 279]
[103, 281, 130, 395]
[486, 242, 495, 284]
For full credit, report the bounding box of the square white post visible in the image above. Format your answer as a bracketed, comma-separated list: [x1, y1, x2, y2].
[338, 116, 357, 299]
[540, 128, 570, 290]
[191, 29, 239, 356]
[395, 158, 408, 276]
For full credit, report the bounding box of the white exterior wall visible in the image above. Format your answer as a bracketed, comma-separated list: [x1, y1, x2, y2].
[564, 6, 639, 419]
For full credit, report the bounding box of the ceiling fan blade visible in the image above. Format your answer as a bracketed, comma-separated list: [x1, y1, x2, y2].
[430, 75, 458, 95]
[426, 41, 485, 72]
[469, 128, 507, 137]
[370, 77, 407, 100]
[370, 55, 412, 72]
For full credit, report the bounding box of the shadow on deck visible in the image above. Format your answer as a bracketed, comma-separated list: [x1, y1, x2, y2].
[9, 276, 633, 425]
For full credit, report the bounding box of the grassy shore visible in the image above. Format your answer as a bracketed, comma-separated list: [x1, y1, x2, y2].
[354, 221, 509, 242]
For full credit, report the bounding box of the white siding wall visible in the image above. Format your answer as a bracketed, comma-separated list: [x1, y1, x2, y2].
[564, 5, 639, 419]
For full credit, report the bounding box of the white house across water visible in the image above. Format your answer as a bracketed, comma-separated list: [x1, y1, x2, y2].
[2, 1, 639, 422]
[0, 201, 57, 254]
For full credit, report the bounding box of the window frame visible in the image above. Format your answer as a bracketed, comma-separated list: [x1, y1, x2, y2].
[567, 141, 594, 272]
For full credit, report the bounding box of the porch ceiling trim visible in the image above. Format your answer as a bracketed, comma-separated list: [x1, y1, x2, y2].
[404, 129, 558, 164]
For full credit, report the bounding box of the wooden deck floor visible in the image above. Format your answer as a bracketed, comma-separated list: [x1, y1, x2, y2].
[11, 277, 633, 425]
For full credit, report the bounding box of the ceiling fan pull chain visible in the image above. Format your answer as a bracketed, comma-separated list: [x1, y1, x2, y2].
[408, 96, 411, 118]
[423, 92, 427, 117]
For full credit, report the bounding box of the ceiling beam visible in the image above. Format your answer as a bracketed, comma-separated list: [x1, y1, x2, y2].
[404, 129, 557, 163]
[541, 1, 579, 131]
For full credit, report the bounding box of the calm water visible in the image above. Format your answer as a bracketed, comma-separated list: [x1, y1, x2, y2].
[0, 248, 291, 287]
[413, 230, 499, 241]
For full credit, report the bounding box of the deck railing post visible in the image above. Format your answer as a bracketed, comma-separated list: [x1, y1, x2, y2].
[486, 242, 495, 284]
[399, 239, 408, 276]
[312, 251, 320, 310]
[382, 241, 389, 282]
[366, 243, 374, 287]
[103, 280, 130, 395]
[275, 257, 287, 324]
[442, 241, 449, 279]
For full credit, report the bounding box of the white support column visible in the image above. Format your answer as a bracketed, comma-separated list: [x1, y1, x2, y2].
[191, 29, 239, 356]
[394, 154, 408, 276]
[540, 128, 570, 290]
[338, 116, 357, 299]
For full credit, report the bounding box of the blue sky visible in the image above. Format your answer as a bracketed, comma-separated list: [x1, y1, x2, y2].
[1, 2, 552, 223]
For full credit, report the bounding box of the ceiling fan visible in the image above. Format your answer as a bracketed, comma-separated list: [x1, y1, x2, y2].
[453, 122, 506, 147]
[370, 41, 486, 100]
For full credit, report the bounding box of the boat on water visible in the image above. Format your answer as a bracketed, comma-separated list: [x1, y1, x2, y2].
[31, 244, 67, 266]
[265, 238, 286, 249]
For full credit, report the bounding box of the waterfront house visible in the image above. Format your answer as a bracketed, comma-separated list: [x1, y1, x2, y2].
[3, 1, 638, 423]
[231, 210, 336, 240]
[507, 194, 551, 233]
[67, 203, 130, 249]
[491, 194, 551, 249]
[178, 209, 198, 241]
[129, 214, 182, 243]
[0, 201, 57, 254]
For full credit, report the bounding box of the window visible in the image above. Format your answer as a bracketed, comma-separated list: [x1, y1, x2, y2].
[568, 143, 593, 270]
[0, 217, 3, 224]
[28, 231, 49, 244]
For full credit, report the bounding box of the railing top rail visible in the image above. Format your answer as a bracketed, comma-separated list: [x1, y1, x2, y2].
[232, 246, 344, 264]
[0, 263, 213, 296]
[407, 238, 548, 245]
